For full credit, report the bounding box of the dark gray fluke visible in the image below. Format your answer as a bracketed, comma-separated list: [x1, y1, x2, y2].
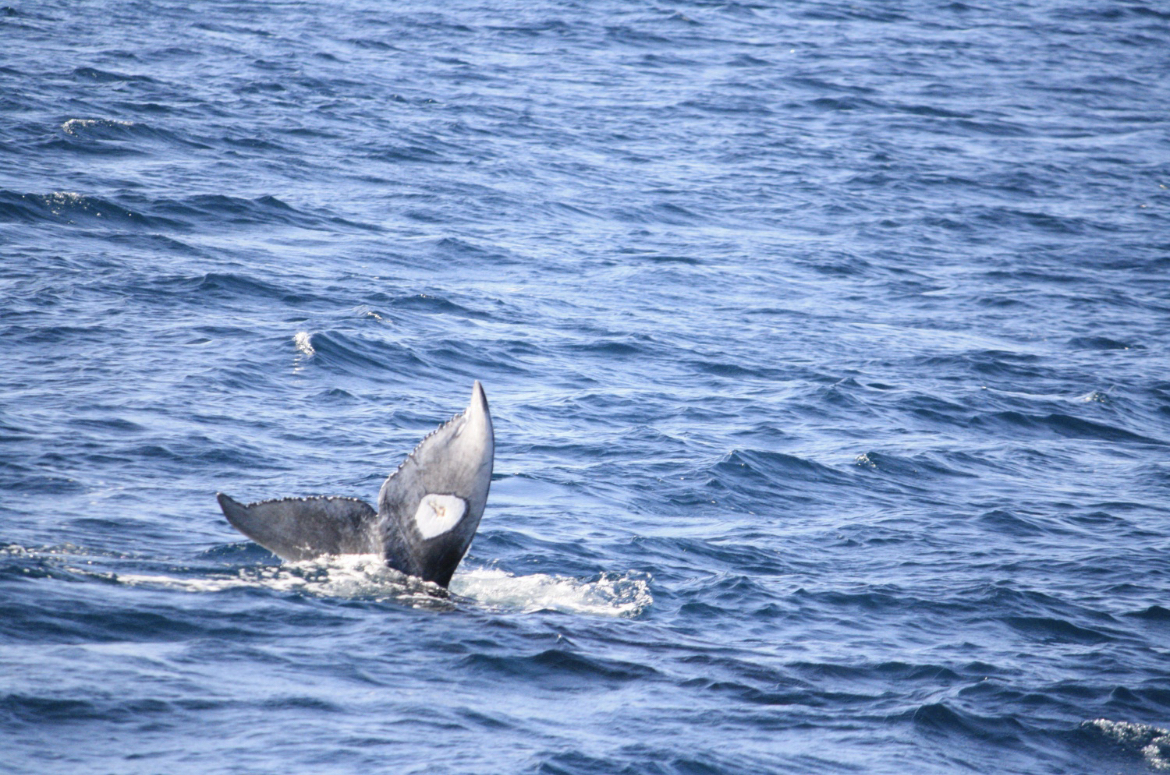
[218, 381, 494, 588]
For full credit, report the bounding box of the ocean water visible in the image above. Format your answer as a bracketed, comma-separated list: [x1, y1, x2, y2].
[2, 0, 1169, 772]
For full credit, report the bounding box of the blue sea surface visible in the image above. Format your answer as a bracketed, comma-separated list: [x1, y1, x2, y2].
[3, 1, 1170, 772]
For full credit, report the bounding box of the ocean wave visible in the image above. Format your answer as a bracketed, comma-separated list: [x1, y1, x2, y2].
[974, 410, 1162, 444]
[0, 190, 175, 228]
[59, 117, 207, 150]
[460, 647, 658, 689]
[71, 67, 155, 83]
[296, 330, 425, 377]
[0, 190, 381, 234]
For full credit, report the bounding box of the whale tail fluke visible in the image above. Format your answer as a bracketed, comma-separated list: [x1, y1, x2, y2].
[217, 381, 494, 588]
[216, 493, 380, 561]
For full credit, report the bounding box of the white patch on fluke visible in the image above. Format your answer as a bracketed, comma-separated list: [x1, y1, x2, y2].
[413, 494, 466, 539]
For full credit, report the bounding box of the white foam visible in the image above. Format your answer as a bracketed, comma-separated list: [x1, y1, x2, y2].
[18, 541, 652, 618]
[293, 331, 315, 356]
[61, 118, 134, 135]
[117, 554, 446, 603]
[1085, 719, 1170, 770]
[117, 561, 651, 617]
[450, 567, 652, 618]
[414, 494, 466, 539]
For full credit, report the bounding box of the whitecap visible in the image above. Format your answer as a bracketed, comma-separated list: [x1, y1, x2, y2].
[61, 118, 134, 135]
[293, 330, 315, 356]
[1084, 719, 1170, 770]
